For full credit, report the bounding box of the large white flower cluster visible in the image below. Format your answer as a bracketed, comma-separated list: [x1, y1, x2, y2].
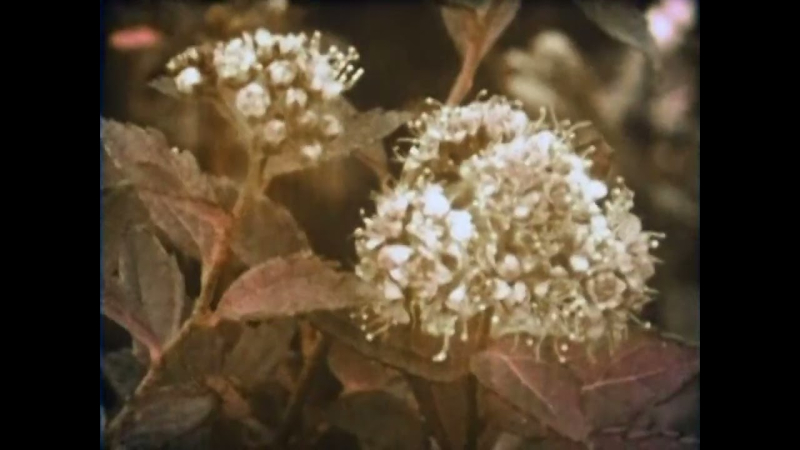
[354, 96, 663, 362]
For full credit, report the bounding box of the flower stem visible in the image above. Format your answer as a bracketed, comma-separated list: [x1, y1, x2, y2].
[446, 28, 482, 106]
[193, 146, 263, 316]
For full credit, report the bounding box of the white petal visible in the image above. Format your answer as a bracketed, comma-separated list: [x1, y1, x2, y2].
[383, 279, 404, 300]
[422, 185, 450, 217]
[448, 284, 467, 304]
[569, 255, 590, 272]
[378, 244, 413, 267]
[492, 279, 512, 301]
[587, 180, 608, 201]
[447, 210, 474, 242]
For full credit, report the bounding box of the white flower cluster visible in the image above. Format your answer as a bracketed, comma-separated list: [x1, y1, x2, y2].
[354, 180, 480, 362]
[354, 96, 663, 362]
[402, 96, 530, 179]
[165, 29, 363, 161]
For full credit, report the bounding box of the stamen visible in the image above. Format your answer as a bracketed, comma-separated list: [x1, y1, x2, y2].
[553, 339, 566, 363]
[534, 337, 543, 361]
[432, 333, 452, 362]
[310, 31, 321, 52]
[364, 322, 391, 342]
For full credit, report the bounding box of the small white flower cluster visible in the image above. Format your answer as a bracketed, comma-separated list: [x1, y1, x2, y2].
[165, 29, 363, 161]
[402, 96, 530, 179]
[354, 96, 663, 362]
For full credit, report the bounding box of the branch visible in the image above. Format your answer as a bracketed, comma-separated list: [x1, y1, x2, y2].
[128, 139, 264, 397]
[274, 333, 333, 445]
[447, 37, 482, 106]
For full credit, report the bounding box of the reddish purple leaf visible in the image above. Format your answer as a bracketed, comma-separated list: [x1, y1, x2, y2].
[108, 376, 275, 449]
[138, 191, 232, 265]
[440, 0, 521, 104]
[102, 187, 150, 275]
[231, 194, 309, 267]
[262, 101, 411, 183]
[324, 99, 411, 175]
[482, 431, 526, 450]
[101, 119, 238, 266]
[101, 118, 217, 201]
[103, 280, 162, 363]
[480, 389, 548, 439]
[631, 374, 699, 436]
[406, 375, 471, 450]
[311, 311, 480, 382]
[205, 376, 252, 419]
[221, 319, 296, 391]
[327, 342, 403, 395]
[107, 383, 219, 449]
[212, 177, 309, 267]
[103, 223, 186, 361]
[202, 376, 276, 448]
[215, 254, 373, 322]
[441, 0, 520, 61]
[570, 332, 699, 429]
[326, 390, 426, 450]
[470, 339, 591, 442]
[537, 430, 698, 450]
[103, 349, 147, 401]
[117, 225, 186, 346]
[142, 319, 295, 399]
[155, 322, 228, 387]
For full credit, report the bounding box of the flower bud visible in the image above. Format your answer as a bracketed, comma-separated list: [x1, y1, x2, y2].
[175, 67, 202, 94]
[235, 82, 270, 118]
[263, 120, 287, 145]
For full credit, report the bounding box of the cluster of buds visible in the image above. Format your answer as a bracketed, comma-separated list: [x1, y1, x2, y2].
[402, 96, 530, 180]
[165, 28, 363, 161]
[354, 95, 664, 362]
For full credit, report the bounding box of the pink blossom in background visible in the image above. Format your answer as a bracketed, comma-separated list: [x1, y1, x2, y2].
[648, 11, 677, 49]
[109, 26, 163, 51]
[647, 0, 696, 51]
[664, 0, 696, 28]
